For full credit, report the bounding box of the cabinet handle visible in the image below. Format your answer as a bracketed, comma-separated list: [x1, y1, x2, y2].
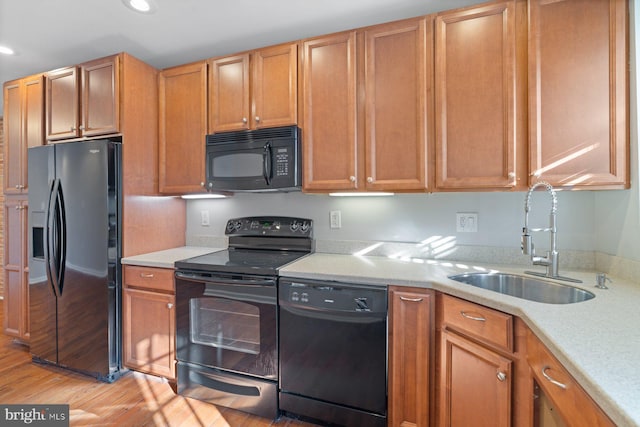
[79, 125, 84, 131]
[460, 311, 486, 322]
[400, 296, 423, 302]
[255, 116, 261, 122]
[167, 303, 174, 309]
[70, 126, 75, 132]
[541, 366, 567, 390]
[242, 117, 248, 124]
[200, 182, 205, 187]
[140, 273, 154, 279]
[367, 177, 374, 183]
[15, 185, 20, 189]
[349, 176, 356, 182]
[497, 371, 507, 382]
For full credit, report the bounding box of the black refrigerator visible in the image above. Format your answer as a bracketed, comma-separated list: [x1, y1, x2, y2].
[28, 138, 122, 382]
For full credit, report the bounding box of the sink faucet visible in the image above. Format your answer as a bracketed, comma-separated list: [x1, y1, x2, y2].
[521, 181, 582, 283]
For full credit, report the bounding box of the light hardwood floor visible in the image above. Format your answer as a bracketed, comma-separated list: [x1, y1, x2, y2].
[0, 302, 320, 427]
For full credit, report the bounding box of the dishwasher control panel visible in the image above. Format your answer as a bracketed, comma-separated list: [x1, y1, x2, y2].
[280, 279, 387, 313]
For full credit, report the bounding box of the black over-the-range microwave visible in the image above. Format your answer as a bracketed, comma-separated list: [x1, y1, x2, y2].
[205, 125, 302, 192]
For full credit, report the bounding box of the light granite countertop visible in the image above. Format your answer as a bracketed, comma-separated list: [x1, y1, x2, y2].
[279, 253, 640, 427]
[121, 246, 224, 269]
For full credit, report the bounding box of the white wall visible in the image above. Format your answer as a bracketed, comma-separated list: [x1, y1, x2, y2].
[187, 190, 595, 252]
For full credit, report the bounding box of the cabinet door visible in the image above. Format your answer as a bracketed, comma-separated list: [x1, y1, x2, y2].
[252, 43, 298, 129]
[302, 31, 359, 191]
[81, 55, 120, 137]
[3, 197, 29, 341]
[528, 0, 628, 188]
[527, 329, 615, 427]
[439, 330, 512, 427]
[3, 76, 43, 194]
[123, 288, 176, 379]
[159, 61, 208, 194]
[388, 287, 433, 427]
[3, 80, 22, 194]
[209, 54, 250, 132]
[364, 18, 430, 191]
[46, 66, 80, 140]
[435, 2, 517, 190]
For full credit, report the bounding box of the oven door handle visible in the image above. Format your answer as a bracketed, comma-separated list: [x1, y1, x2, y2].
[175, 271, 276, 287]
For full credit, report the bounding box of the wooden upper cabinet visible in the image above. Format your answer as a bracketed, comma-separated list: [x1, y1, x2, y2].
[302, 31, 358, 191]
[46, 66, 80, 140]
[364, 18, 430, 191]
[528, 0, 628, 188]
[252, 43, 298, 129]
[209, 54, 250, 132]
[81, 55, 120, 137]
[435, 1, 518, 190]
[159, 61, 208, 194]
[46, 54, 120, 141]
[3, 74, 44, 194]
[209, 43, 297, 133]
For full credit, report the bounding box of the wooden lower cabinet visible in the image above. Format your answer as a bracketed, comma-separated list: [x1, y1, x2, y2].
[439, 329, 512, 427]
[122, 266, 176, 379]
[3, 196, 29, 342]
[526, 328, 615, 427]
[436, 294, 533, 427]
[388, 286, 434, 427]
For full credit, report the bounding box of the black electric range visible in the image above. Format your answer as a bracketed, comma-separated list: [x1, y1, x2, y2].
[175, 216, 313, 275]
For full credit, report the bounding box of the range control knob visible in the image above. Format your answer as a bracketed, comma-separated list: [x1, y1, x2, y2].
[300, 221, 311, 234]
[226, 221, 235, 232]
[290, 221, 300, 232]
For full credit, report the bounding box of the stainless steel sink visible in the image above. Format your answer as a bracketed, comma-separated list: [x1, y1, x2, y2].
[448, 272, 595, 304]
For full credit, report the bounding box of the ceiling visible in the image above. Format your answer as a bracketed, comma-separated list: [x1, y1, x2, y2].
[0, 0, 481, 116]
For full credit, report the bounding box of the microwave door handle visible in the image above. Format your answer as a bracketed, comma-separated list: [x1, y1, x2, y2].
[263, 142, 273, 185]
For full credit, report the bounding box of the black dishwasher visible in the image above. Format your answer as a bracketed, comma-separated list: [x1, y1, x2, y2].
[279, 278, 387, 427]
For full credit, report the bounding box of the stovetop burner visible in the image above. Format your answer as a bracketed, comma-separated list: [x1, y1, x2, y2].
[176, 216, 313, 276]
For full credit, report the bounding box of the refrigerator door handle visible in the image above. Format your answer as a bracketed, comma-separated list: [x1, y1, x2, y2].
[55, 180, 67, 296]
[45, 178, 66, 298]
[44, 179, 58, 297]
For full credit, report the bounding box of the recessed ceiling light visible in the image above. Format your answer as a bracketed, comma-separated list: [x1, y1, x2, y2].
[121, 0, 157, 14]
[0, 46, 15, 55]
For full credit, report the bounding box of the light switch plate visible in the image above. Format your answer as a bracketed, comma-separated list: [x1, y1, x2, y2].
[456, 212, 478, 232]
[201, 210, 210, 226]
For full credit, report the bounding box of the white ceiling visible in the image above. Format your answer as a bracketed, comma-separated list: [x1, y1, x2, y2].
[0, 0, 481, 116]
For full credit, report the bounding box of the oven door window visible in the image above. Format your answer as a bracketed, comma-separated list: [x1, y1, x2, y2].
[190, 298, 260, 354]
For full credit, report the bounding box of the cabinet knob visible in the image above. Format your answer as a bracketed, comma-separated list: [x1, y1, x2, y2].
[242, 117, 248, 124]
[15, 185, 20, 189]
[367, 177, 374, 183]
[79, 125, 84, 131]
[200, 182, 205, 187]
[255, 116, 261, 122]
[496, 372, 507, 382]
[508, 172, 515, 179]
[167, 303, 173, 309]
[70, 126, 75, 132]
[349, 176, 356, 182]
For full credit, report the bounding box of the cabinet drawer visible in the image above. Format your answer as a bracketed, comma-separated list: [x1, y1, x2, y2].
[526, 329, 614, 427]
[124, 265, 174, 293]
[440, 294, 513, 352]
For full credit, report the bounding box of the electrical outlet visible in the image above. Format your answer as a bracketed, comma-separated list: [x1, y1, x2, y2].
[201, 210, 210, 226]
[330, 211, 342, 229]
[456, 212, 478, 232]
